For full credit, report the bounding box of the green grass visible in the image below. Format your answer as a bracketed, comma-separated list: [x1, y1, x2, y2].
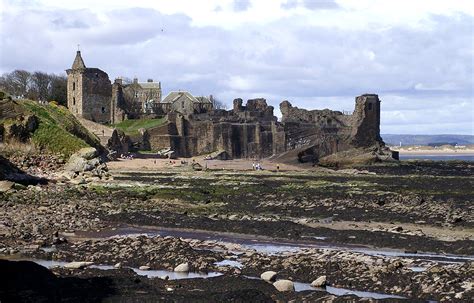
[113, 118, 166, 136]
[20, 100, 100, 157]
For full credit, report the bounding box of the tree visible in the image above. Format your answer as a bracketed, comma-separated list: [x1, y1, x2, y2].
[49, 74, 67, 106]
[0, 70, 31, 97]
[10, 70, 31, 97]
[30, 71, 51, 101]
[0, 70, 67, 104]
[210, 95, 227, 110]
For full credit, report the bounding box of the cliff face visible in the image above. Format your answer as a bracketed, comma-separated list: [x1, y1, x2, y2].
[142, 94, 391, 163]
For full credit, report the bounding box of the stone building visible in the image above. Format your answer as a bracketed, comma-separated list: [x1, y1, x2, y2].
[141, 94, 391, 163]
[66, 51, 392, 163]
[66, 51, 112, 123]
[66, 51, 163, 124]
[155, 91, 213, 116]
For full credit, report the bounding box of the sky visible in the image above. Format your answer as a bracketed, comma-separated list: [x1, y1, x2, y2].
[0, 0, 473, 135]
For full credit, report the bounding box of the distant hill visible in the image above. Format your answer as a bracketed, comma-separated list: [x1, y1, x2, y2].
[382, 134, 474, 146]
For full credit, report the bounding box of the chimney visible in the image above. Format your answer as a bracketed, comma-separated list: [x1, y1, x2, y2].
[114, 78, 123, 85]
[147, 79, 153, 83]
[133, 78, 138, 84]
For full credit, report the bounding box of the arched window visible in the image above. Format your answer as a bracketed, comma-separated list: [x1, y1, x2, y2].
[73, 82, 76, 91]
[101, 107, 106, 113]
[73, 97, 76, 105]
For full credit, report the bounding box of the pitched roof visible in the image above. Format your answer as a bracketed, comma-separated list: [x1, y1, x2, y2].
[138, 82, 161, 89]
[72, 51, 86, 69]
[162, 91, 199, 104]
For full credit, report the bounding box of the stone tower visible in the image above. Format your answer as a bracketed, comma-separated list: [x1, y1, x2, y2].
[66, 51, 112, 123]
[351, 94, 382, 147]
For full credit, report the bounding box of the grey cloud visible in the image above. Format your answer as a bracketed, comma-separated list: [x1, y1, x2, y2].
[303, 0, 339, 10]
[1, 6, 472, 134]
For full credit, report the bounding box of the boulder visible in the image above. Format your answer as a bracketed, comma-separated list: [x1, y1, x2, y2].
[63, 147, 108, 181]
[273, 280, 295, 292]
[63, 261, 93, 269]
[0, 180, 15, 193]
[260, 271, 278, 282]
[311, 275, 327, 287]
[174, 262, 189, 272]
[75, 147, 98, 160]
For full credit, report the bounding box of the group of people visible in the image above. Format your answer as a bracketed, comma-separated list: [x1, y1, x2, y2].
[120, 153, 134, 160]
[252, 162, 263, 170]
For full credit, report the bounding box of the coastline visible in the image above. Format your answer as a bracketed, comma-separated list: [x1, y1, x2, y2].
[391, 148, 474, 155]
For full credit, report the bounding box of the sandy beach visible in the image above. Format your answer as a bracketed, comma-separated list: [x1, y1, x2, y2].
[107, 157, 305, 172]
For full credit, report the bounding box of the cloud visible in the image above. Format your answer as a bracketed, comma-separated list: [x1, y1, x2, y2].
[281, 0, 298, 10]
[281, 0, 339, 10]
[0, 2, 472, 135]
[233, 0, 251, 12]
[302, 0, 339, 10]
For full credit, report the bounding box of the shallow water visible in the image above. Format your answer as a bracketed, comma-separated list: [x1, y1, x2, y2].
[214, 260, 243, 269]
[407, 266, 427, 272]
[399, 154, 474, 161]
[354, 248, 474, 263]
[78, 226, 474, 263]
[29, 259, 222, 280]
[12, 258, 407, 299]
[244, 276, 405, 299]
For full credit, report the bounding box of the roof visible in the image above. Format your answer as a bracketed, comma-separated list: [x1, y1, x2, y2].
[162, 91, 199, 104]
[196, 96, 212, 104]
[71, 51, 86, 69]
[138, 82, 161, 89]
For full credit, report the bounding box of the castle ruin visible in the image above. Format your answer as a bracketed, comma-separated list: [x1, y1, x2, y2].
[67, 50, 395, 163]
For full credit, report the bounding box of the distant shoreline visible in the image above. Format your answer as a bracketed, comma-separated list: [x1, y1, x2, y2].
[391, 148, 474, 155]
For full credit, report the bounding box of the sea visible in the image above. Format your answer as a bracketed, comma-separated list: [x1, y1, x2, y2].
[399, 154, 474, 162]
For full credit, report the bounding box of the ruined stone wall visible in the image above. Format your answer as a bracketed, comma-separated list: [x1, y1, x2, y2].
[350, 94, 382, 147]
[140, 95, 383, 162]
[232, 98, 276, 122]
[278, 94, 383, 163]
[111, 82, 126, 124]
[280, 100, 346, 128]
[155, 112, 285, 159]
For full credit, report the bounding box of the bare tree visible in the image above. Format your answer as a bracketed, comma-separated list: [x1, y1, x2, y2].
[1, 70, 67, 104]
[210, 95, 227, 110]
[11, 70, 31, 97]
[30, 71, 51, 101]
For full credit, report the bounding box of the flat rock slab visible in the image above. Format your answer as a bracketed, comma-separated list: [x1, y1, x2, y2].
[64, 261, 94, 269]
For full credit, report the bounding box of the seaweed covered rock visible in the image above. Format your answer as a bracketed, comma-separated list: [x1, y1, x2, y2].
[318, 145, 398, 168]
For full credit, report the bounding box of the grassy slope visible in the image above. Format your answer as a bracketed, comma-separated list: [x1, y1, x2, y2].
[19, 100, 101, 157]
[113, 118, 165, 136]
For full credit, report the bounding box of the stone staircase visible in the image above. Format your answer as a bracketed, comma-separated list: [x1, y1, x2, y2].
[77, 117, 114, 146]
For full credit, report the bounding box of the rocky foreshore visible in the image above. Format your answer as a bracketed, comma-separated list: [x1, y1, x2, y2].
[1, 158, 473, 302]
